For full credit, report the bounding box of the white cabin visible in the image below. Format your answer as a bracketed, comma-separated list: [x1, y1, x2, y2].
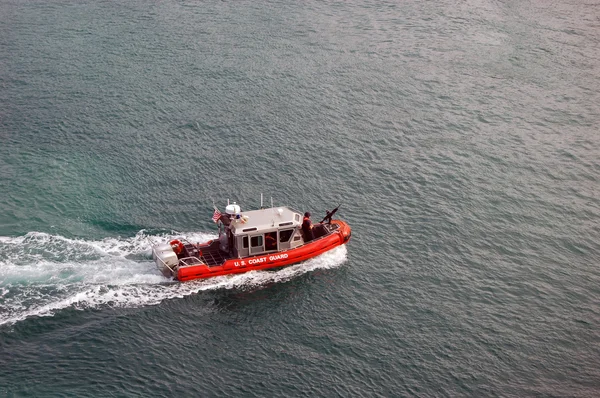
[223, 206, 305, 258]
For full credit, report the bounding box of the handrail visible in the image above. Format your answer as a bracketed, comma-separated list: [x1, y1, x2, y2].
[178, 256, 206, 267]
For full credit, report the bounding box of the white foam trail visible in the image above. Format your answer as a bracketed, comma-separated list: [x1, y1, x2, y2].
[0, 231, 348, 327]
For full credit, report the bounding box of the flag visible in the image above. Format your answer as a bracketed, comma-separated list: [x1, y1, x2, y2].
[212, 208, 222, 223]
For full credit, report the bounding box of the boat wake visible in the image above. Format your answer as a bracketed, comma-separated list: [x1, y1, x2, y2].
[0, 231, 348, 327]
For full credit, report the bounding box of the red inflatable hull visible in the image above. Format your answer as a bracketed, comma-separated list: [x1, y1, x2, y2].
[177, 220, 351, 282]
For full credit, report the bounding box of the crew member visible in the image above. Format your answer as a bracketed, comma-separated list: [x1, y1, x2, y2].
[265, 232, 277, 251]
[302, 212, 314, 242]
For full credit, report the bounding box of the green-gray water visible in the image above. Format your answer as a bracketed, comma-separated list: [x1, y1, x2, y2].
[1, 0, 599, 396]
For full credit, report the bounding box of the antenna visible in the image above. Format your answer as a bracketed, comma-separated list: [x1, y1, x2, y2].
[261, 193, 263, 209]
[271, 197, 275, 225]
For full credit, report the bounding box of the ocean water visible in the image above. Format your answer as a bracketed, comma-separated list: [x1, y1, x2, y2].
[1, 0, 599, 396]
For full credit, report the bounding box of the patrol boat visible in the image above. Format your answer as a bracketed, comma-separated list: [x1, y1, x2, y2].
[151, 202, 351, 281]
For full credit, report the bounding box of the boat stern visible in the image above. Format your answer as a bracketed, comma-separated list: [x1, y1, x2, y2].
[152, 243, 179, 277]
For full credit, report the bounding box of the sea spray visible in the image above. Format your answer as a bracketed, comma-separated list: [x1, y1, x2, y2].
[0, 231, 347, 326]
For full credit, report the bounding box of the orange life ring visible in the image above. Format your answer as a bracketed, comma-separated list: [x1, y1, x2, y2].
[169, 239, 184, 255]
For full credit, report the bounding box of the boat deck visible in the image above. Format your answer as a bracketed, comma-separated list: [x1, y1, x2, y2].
[198, 240, 231, 267]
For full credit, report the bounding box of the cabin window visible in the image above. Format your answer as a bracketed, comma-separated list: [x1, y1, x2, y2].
[295, 214, 300, 222]
[250, 234, 264, 254]
[279, 222, 293, 227]
[242, 236, 248, 249]
[251, 235, 263, 247]
[293, 236, 301, 241]
[265, 232, 277, 251]
[279, 229, 294, 243]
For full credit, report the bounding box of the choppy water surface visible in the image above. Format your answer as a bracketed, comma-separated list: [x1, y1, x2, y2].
[1, 0, 599, 396]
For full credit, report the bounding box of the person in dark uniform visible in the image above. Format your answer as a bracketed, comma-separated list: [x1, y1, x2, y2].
[302, 212, 314, 242]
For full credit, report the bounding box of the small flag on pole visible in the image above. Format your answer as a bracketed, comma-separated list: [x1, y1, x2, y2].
[212, 208, 222, 223]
